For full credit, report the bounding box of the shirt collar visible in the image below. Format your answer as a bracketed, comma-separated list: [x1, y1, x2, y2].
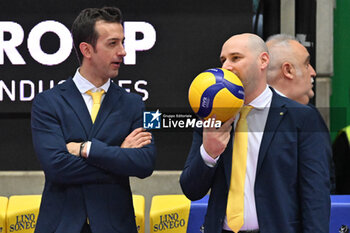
[272, 87, 286, 97]
[72, 68, 110, 94]
[246, 85, 272, 110]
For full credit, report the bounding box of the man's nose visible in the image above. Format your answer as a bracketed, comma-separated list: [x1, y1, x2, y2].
[119, 45, 127, 57]
[310, 64, 316, 77]
[222, 61, 232, 71]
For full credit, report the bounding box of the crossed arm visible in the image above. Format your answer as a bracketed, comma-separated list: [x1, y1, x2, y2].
[31, 93, 156, 184]
[66, 127, 152, 157]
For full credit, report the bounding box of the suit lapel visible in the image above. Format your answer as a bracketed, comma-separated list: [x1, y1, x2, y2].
[59, 78, 92, 137]
[89, 82, 122, 138]
[223, 130, 234, 188]
[256, 91, 287, 175]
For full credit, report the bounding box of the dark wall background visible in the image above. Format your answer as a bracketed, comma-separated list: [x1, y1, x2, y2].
[0, 0, 252, 170]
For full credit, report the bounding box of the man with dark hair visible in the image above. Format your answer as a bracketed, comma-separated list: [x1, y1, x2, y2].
[31, 7, 156, 233]
[71, 7, 123, 64]
[180, 33, 330, 233]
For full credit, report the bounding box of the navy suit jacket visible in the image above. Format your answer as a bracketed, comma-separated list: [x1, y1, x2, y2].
[31, 78, 156, 233]
[307, 104, 335, 193]
[180, 89, 330, 233]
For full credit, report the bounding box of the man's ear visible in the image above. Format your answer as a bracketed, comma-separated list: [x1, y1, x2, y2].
[79, 42, 93, 59]
[281, 62, 294, 80]
[260, 52, 269, 70]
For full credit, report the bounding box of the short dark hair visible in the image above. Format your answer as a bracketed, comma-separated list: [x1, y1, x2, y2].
[71, 7, 123, 63]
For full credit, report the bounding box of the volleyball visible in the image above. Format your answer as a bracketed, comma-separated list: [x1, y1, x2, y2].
[188, 68, 245, 122]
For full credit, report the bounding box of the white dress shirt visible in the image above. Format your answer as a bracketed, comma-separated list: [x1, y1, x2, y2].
[72, 69, 110, 157]
[201, 85, 272, 231]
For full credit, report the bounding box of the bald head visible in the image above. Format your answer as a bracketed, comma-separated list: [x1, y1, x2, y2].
[220, 33, 269, 104]
[226, 33, 269, 56]
[266, 34, 317, 105]
[266, 34, 298, 83]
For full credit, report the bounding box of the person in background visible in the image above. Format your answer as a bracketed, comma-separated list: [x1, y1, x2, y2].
[266, 33, 335, 193]
[180, 33, 330, 233]
[332, 124, 350, 194]
[31, 7, 156, 233]
[266, 34, 315, 105]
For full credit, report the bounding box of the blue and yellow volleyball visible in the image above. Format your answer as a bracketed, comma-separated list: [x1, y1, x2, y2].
[188, 68, 245, 122]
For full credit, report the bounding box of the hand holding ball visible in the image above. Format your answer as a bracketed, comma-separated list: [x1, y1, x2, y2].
[188, 68, 244, 122]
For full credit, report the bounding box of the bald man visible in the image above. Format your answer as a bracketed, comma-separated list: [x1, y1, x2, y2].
[266, 34, 316, 104]
[180, 33, 330, 233]
[266, 34, 335, 194]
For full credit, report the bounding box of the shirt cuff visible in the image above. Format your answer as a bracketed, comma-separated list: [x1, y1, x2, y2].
[85, 141, 92, 158]
[200, 144, 219, 167]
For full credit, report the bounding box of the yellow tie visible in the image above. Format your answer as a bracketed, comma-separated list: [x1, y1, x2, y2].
[86, 90, 105, 123]
[226, 105, 253, 232]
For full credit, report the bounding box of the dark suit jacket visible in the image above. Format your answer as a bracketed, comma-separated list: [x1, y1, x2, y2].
[180, 89, 330, 233]
[308, 104, 335, 193]
[31, 78, 156, 233]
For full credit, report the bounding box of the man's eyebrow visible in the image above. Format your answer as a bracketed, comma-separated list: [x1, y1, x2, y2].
[107, 37, 124, 41]
[228, 52, 242, 56]
[220, 52, 242, 61]
[304, 55, 311, 64]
